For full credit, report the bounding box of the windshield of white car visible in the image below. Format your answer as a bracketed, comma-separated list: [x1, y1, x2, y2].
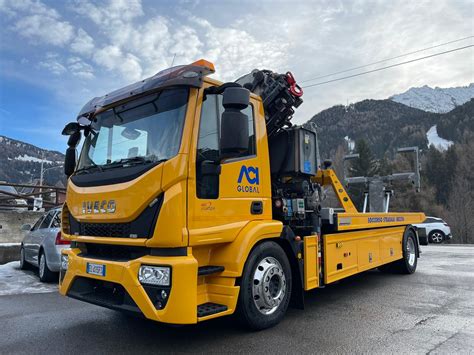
[77, 88, 189, 172]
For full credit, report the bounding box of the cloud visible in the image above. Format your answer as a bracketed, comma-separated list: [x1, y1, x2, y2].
[37, 53, 94, 79]
[1, 0, 74, 46]
[13, 14, 74, 46]
[38, 53, 67, 75]
[67, 57, 94, 79]
[93, 45, 142, 81]
[72, 0, 143, 30]
[70, 29, 95, 55]
[191, 17, 289, 81]
[68, 1, 290, 83]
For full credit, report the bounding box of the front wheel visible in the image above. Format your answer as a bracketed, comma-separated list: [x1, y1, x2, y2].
[236, 241, 292, 330]
[429, 230, 445, 244]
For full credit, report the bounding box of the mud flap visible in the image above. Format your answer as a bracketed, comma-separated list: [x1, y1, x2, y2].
[417, 227, 429, 246]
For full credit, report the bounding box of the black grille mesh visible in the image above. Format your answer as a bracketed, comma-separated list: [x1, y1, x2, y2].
[81, 243, 148, 261]
[81, 222, 131, 238]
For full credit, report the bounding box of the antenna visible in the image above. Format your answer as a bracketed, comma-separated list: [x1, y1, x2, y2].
[170, 53, 176, 67]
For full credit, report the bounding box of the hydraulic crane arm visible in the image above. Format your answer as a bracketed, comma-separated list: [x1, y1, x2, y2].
[236, 70, 303, 137]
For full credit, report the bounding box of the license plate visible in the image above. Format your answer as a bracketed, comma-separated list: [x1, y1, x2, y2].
[86, 262, 106, 276]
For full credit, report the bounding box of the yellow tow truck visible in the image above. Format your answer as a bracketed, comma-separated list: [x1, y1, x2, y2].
[58, 60, 426, 329]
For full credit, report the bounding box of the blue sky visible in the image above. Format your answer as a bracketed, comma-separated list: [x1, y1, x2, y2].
[0, 0, 473, 152]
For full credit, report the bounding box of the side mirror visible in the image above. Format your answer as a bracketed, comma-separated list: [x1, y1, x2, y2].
[67, 130, 81, 148]
[21, 224, 31, 231]
[220, 87, 250, 159]
[64, 130, 81, 177]
[62, 122, 80, 136]
[64, 147, 77, 177]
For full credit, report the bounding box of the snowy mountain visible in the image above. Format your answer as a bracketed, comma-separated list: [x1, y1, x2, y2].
[0, 135, 65, 185]
[390, 83, 474, 113]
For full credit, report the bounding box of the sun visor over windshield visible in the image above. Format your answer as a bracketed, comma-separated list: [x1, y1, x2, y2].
[76, 63, 213, 120]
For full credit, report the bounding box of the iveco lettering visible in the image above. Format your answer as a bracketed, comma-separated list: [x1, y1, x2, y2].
[82, 200, 116, 214]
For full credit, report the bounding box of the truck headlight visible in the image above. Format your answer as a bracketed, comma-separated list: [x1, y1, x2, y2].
[138, 265, 170, 286]
[61, 254, 69, 270]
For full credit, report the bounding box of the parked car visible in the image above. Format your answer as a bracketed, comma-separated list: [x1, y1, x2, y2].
[19, 207, 69, 281]
[413, 216, 452, 244]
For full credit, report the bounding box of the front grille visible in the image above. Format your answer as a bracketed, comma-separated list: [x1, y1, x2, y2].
[69, 195, 163, 239]
[80, 243, 149, 261]
[81, 222, 131, 238]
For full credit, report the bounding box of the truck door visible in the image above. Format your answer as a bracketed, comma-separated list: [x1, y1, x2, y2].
[187, 91, 272, 246]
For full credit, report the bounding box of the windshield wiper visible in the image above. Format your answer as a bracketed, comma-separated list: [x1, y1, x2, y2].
[101, 156, 166, 170]
[74, 161, 103, 175]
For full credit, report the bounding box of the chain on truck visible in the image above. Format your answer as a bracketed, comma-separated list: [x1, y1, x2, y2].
[59, 59, 428, 330]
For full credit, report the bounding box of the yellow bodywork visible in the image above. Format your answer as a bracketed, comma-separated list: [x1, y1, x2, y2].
[59, 75, 425, 325]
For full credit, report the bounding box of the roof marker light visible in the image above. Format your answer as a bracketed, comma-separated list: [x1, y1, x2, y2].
[191, 59, 215, 73]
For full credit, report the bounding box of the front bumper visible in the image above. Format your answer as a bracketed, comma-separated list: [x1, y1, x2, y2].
[59, 248, 199, 324]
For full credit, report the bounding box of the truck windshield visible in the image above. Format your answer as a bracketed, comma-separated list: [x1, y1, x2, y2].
[77, 88, 189, 171]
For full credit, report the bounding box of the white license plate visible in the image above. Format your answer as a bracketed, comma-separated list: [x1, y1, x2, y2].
[86, 262, 106, 276]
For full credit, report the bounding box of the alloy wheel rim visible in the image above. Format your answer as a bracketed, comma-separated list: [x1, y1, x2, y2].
[252, 257, 286, 315]
[432, 232, 443, 243]
[407, 238, 416, 266]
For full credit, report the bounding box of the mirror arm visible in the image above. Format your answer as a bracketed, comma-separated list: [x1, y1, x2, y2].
[204, 82, 242, 100]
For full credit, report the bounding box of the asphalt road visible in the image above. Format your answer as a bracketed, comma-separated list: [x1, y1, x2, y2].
[1, 245, 473, 354]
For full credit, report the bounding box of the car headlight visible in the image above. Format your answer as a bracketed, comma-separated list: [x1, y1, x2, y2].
[61, 254, 69, 270]
[138, 265, 170, 286]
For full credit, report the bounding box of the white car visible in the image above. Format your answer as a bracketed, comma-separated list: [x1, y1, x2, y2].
[414, 217, 452, 244]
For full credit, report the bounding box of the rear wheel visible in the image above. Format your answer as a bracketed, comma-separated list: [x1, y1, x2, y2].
[39, 251, 56, 282]
[429, 230, 445, 244]
[236, 241, 292, 330]
[19, 247, 30, 270]
[379, 229, 418, 274]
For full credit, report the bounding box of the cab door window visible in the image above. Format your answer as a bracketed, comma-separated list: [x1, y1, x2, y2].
[196, 94, 255, 199]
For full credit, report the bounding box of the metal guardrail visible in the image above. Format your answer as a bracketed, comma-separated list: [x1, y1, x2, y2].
[0, 182, 66, 210]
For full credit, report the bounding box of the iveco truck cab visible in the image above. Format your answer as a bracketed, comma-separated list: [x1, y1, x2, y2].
[59, 59, 426, 329]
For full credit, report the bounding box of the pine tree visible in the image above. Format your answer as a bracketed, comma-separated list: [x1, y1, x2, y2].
[351, 139, 379, 177]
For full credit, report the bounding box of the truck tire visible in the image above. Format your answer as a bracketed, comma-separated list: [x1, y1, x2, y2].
[236, 241, 292, 330]
[379, 229, 418, 274]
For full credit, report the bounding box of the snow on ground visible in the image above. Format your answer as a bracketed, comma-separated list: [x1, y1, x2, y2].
[344, 135, 355, 151]
[426, 125, 454, 151]
[0, 261, 57, 296]
[15, 154, 53, 164]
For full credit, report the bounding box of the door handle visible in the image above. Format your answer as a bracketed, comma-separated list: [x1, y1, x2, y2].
[251, 201, 263, 215]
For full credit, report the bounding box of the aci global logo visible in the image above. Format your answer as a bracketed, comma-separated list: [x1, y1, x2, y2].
[237, 165, 260, 193]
